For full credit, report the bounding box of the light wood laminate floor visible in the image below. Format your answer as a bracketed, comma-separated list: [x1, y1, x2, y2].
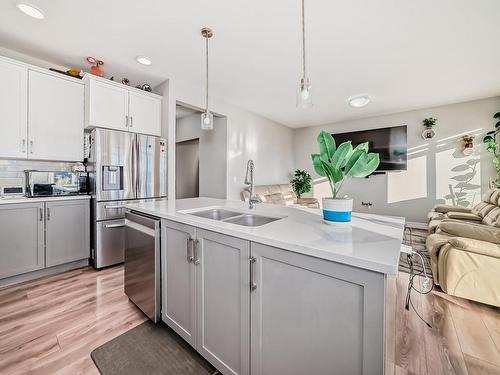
[0, 266, 146, 375]
[0, 266, 498, 374]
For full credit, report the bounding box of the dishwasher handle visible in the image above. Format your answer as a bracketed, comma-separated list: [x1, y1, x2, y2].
[125, 211, 159, 237]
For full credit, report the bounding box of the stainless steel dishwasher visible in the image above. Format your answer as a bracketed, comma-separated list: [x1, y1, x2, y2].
[124, 211, 161, 322]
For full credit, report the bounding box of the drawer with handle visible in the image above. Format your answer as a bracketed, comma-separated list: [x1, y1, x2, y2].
[95, 201, 131, 220]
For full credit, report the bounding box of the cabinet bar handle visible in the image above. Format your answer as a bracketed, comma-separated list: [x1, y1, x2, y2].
[193, 239, 200, 265]
[125, 115, 129, 127]
[21, 139, 26, 153]
[186, 237, 194, 263]
[46, 207, 50, 221]
[250, 257, 257, 291]
[29, 140, 34, 154]
[130, 116, 133, 127]
[39, 207, 43, 221]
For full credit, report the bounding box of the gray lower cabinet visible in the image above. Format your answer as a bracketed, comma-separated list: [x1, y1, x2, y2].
[162, 219, 250, 375]
[250, 242, 386, 375]
[162, 220, 386, 375]
[0, 202, 44, 279]
[46, 200, 90, 267]
[196, 228, 250, 375]
[162, 220, 197, 346]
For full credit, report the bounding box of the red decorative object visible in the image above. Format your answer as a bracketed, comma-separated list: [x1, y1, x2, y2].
[86, 56, 104, 77]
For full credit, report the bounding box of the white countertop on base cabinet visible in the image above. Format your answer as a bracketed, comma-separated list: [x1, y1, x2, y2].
[126, 197, 405, 275]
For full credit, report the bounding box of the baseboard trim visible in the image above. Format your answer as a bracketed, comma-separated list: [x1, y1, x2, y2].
[405, 221, 428, 230]
[0, 259, 89, 288]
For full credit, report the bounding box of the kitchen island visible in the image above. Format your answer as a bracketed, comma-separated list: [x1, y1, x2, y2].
[126, 197, 404, 375]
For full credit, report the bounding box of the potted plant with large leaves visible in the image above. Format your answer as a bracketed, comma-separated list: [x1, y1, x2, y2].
[483, 111, 500, 186]
[311, 130, 380, 223]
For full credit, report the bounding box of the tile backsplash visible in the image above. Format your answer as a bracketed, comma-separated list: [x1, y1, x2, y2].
[0, 159, 79, 190]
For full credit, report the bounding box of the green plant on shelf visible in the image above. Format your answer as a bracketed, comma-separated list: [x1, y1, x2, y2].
[483, 112, 500, 186]
[290, 169, 312, 198]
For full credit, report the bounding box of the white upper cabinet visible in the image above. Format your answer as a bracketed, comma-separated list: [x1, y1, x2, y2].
[28, 71, 84, 161]
[0, 60, 28, 159]
[128, 91, 162, 136]
[85, 78, 129, 131]
[84, 75, 162, 136]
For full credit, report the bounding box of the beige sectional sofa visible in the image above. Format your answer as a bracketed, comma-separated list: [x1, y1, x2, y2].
[240, 184, 320, 209]
[426, 189, 500, 307]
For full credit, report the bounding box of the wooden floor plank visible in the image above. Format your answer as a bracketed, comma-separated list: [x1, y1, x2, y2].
[464, 354, 500, 375]
[421, 278, 469, 375]
[448, 298, 500, 368]
[478, 304, 500, 355]
[394, 272, 428, 374]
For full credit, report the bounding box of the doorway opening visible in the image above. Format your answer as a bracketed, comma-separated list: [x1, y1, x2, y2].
[175, 103, 227, 199]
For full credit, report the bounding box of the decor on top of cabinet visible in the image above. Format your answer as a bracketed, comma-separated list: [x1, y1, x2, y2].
[483, 111, 500, 187]
[86, 56, 104, 77]
[311, 131, 380, 224]
[462, 134, 475, 156]
[421, 117, 437, 140]
[290, 169, 312, 198]
[49, 68, 84, 79]
[135, 83, 152, 92]
[121, 78, 130, 85]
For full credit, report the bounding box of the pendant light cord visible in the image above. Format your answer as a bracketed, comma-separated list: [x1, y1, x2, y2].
[301, 0, 306, 79]
[205, 36, 209, 112]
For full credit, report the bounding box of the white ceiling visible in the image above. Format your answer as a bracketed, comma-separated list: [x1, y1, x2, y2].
[1, 0, 499, 128]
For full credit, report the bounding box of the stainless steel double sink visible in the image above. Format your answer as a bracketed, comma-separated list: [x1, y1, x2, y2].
[185, 208, 283, 227]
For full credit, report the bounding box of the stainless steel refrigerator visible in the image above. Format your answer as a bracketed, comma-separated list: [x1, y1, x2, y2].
[86, 128, 167, 269]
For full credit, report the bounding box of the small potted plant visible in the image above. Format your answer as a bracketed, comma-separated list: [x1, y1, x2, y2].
[290, 169, 312, 198]
[422, 117, 437, 140]
[311, 131, 380, 223]
[422, 117, 437, 128]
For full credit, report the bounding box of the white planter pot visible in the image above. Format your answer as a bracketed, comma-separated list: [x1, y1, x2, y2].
[322, 197, 353, 223]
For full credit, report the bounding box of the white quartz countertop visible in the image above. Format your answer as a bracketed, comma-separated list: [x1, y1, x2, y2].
[126, 198, 405, 275]
[0, 195, 91, 205]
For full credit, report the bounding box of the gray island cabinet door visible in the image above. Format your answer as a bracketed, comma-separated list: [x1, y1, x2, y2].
[250, 243, 386, 375]
[162, 220, 197, 347]
[45, 200, 90, 267]
[0, 202, 44, 279]
[195, 229, 250, 375]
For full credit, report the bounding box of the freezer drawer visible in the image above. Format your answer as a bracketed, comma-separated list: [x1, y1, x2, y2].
[95, 200, 134, 221]
[124, 211, 160, 322]
[94, 218, 126, 268]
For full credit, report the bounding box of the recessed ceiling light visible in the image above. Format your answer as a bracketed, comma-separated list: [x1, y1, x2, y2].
[16, 3, 44, 19]
[136, 56, 152, 65]
[348, 95, 371, 108]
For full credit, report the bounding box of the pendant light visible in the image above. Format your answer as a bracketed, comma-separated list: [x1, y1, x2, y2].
[201, 27, 214, 130]
[297, 0, 312, 108]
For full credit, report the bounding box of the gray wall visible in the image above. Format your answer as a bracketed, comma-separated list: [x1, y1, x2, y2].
[176, 113, 227, 199]
[293, 97, 500, 223]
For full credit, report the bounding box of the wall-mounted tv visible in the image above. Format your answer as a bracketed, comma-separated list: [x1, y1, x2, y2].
[332, 125, 407, 171]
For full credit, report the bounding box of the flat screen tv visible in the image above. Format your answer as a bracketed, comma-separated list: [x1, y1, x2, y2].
[332, 125, 407, 171]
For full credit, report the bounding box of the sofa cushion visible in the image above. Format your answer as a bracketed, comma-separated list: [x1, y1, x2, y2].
[471, 201, 496, 218]
[438, 220, 500, 243]
[433, 204, 471, 214]
[428, 211, 445, 221]
[482, 206, 500, 227]
[488, 190, 500, 205]
[446, 212, 482, 221]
